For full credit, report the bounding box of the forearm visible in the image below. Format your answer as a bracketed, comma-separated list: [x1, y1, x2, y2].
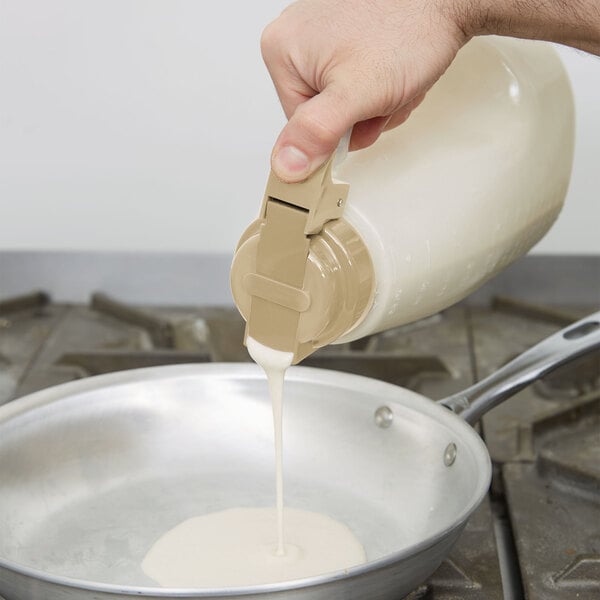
[456, 0, 600, 54]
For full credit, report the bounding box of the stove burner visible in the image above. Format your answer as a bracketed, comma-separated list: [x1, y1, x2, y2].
[91, 292, 176, 348]
[535, 353, 600, 399]
[492, 296, 583, 326]
[1, 290, 598, 600]
[0, 290, 50, 315]
[304, 352, 449, 388]
[58, 349, 212, 376]
[473, 302, 600, 600]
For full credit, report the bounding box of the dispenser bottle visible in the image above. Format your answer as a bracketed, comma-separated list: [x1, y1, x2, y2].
[230, 37, 575, 363]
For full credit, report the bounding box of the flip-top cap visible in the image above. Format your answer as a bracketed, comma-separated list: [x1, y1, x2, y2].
[230, 157, 375, 363]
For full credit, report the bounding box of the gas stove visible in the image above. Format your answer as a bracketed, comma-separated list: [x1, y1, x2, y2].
[0, 290, 598, 600]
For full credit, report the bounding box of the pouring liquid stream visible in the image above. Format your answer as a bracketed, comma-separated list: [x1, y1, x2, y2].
[246, 336, 293, 556]
[141, 338, 366, 587]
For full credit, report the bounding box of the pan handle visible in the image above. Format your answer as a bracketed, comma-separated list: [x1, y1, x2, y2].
[439, 310, 600, 425]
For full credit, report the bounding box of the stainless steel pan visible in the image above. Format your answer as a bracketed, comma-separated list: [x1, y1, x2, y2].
[0, 311, 599, 600]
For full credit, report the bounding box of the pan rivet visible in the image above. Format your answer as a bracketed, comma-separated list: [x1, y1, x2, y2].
[374, 406, 393, 428]
[337, 198, 344, 207]
[444, 443, 457, 466]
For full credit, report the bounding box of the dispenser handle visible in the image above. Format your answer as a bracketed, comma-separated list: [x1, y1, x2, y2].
[333, 128, 352, 173]
[241, 137, 353, 362]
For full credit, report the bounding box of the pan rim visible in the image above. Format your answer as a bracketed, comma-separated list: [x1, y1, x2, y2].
[0, 363, 492, 596]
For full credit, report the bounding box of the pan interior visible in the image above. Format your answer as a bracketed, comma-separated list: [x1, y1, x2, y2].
[0, 364, 490, 588]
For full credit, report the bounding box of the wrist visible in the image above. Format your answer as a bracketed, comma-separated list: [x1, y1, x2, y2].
[444, 0, 600, 55]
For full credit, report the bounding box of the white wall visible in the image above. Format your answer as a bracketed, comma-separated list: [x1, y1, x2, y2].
[534, 46, 600, 254]
[0, 1, 598, 255]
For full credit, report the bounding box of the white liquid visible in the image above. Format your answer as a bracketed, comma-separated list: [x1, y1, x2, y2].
[246, 336, 293, 555]
[141, 507, 366, 587]
[141, 337, 367, 587]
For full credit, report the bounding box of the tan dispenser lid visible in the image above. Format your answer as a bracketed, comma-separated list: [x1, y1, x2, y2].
[230, 157, 375, 364]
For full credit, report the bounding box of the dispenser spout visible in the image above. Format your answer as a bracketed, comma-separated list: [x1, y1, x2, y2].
[236, 156, 349, 363]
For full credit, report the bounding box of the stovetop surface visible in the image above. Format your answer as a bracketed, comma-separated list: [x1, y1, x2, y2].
[0, 291, 598, 600]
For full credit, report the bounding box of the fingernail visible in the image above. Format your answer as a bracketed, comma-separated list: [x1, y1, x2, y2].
[273, 146, 310, 180]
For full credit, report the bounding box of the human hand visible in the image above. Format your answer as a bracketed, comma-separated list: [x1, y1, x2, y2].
[261, 0, 469, 182]
[262, 0, 600, 183]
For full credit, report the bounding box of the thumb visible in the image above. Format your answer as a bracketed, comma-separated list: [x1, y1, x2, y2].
[271, 84, 363, 182]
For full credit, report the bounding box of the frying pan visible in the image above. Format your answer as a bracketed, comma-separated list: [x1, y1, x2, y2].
[0, 311, 598, 600]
